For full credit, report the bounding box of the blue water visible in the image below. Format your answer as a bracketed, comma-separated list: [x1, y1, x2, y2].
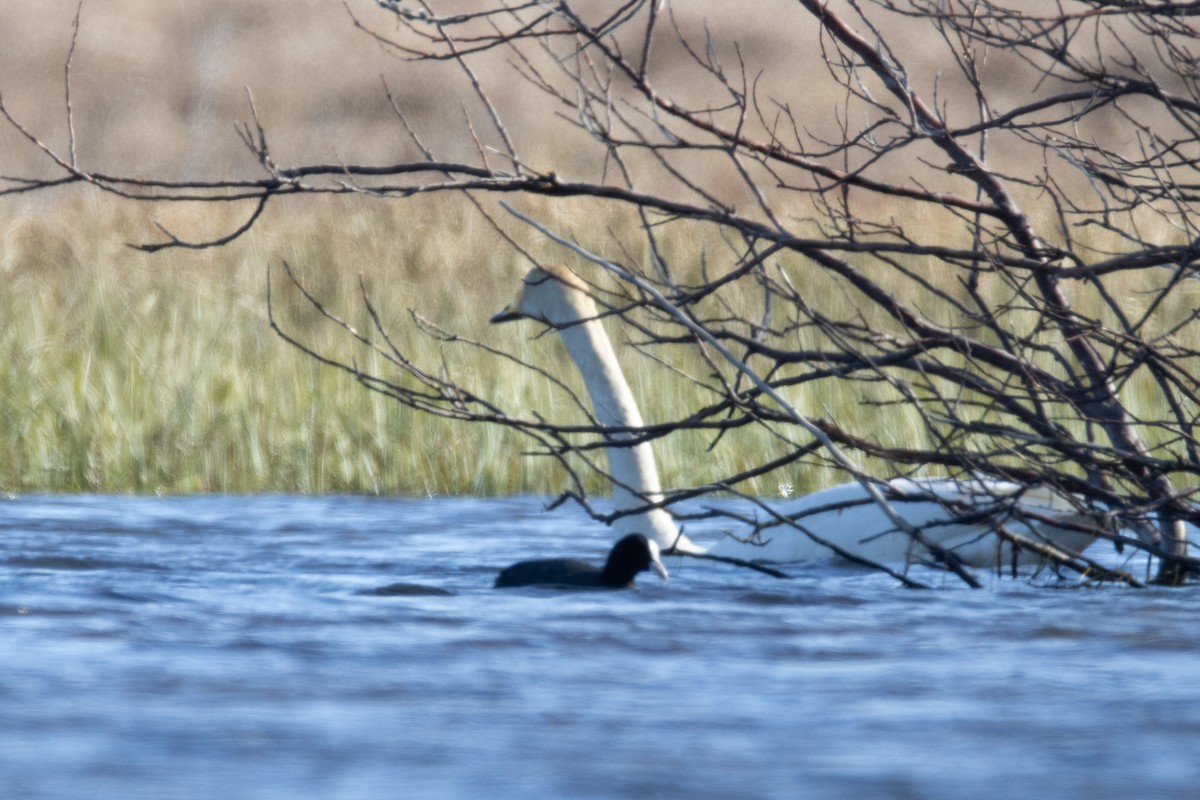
[2, 494, 1197, 799]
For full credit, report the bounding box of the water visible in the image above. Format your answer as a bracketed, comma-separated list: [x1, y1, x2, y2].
[2, 494, 1198, 799]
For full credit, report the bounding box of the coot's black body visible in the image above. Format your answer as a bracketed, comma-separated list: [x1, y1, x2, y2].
[494, 533, 668, 589]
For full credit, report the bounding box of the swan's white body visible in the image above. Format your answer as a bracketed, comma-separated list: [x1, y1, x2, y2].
[705, 478, 1096, 566]
[493, 265, 1099, 567]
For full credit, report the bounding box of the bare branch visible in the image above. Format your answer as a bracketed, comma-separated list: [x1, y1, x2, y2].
[11, 0, 1200, 585]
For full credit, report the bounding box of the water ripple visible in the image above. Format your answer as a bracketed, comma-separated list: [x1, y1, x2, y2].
[1, 494, 1198, 800]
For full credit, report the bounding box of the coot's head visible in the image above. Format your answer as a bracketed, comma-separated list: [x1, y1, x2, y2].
[602, 533, 669, 587]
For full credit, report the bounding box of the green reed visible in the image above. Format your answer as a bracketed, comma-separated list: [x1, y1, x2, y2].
[1, 192, 1192, 497]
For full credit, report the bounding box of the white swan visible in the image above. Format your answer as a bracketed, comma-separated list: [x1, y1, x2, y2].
[491, 264, 1100, 568]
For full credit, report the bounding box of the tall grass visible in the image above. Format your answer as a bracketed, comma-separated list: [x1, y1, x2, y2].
[3, 3, 1195, 500]
[2, 190, 1195, 497]
[0, 193, 844, 495]
[2, 195, 448, 494]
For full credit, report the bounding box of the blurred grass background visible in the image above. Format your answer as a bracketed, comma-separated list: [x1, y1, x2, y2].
[1, 1, 1194, 495]
[0, 0, 862, 495]
[0, 190, 879, 495]
[3, 189, 1191, 496]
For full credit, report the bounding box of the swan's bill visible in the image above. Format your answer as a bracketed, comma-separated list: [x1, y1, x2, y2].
[490, 304, 522, 324]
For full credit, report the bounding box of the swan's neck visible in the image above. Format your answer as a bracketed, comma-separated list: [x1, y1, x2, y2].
[555, 320, 694, 553]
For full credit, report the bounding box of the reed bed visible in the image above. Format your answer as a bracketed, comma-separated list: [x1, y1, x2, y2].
[0, 193, 854, 495]
[3, 2, 1195, 497]
[4, 188, 1192, 498]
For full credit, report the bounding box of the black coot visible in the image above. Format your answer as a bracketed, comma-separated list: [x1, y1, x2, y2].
[494, 533, 669, 589]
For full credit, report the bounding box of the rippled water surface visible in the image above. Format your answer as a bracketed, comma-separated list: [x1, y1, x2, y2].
[3, 494, 1198, 799]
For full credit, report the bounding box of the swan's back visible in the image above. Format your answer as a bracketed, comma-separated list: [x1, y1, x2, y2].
[705, 479, 1098, 566]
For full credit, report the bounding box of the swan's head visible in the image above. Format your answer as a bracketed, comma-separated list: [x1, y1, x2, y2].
[490, 265, 599, 328]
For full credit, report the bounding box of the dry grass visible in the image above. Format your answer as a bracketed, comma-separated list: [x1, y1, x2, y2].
[0, 192, 851, 495]
[3, 189, 1193, 497]
[0, 0, 824, 177]
[2, 3, 1196, 495]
